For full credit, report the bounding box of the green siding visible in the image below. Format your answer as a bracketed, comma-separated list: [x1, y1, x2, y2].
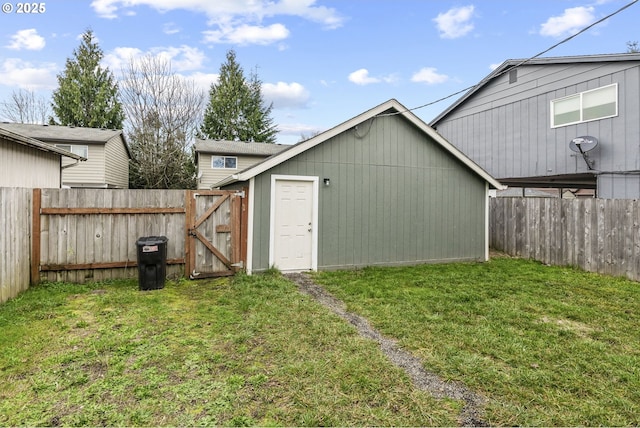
[249, 115, 487, 272]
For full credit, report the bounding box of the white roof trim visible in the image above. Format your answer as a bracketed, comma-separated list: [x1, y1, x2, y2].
[217, 99, 504, 189]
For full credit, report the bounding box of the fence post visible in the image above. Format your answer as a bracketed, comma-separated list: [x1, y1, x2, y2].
[184, 190, 193, 278]
[31, 188, 41, 285]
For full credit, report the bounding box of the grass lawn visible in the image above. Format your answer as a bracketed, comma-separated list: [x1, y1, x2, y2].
[313, 255, 640, 426]
[0, 271, 458, 427]
[1, 256, 639, 426]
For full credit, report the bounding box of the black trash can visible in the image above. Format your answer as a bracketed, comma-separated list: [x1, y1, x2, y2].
[136, 236, 168, 290]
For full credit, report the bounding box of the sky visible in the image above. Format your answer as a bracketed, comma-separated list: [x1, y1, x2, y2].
[0, 0, 638, 145]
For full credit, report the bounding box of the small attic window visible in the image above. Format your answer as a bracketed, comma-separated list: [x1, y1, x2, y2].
[509, 69, 517, 84]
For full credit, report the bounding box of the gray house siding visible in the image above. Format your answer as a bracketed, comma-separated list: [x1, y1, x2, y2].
[246, 114, 488, 272]
[433, 57, 640, 198]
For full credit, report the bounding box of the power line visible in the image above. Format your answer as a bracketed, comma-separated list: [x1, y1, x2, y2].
[381, 0, 639, 118]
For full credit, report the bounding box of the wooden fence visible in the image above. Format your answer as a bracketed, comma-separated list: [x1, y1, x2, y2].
[490, 197, 640, 282]
[34, 188, 188, 283]
[0, 188, 248, 303]
[0, 187, 32, 303]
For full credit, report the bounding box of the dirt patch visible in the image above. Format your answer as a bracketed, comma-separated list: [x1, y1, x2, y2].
[540, 316, 594, 339]
[285, 272, 487, 427]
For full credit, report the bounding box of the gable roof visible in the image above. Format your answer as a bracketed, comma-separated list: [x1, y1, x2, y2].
[217, 98, 504, 189]
[0, 126, 85, 160]
[0, 122, 131, 158]
[195, 139, 288, 157]
[430, 52, 640, 126]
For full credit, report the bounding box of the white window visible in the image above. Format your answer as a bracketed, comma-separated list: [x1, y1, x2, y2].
[55, 144, 88, 158]
[211, 156, 237, 169]
[551, 84, 617, 128]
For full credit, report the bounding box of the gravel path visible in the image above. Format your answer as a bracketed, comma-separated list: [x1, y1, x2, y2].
[285, 272, 487, 427]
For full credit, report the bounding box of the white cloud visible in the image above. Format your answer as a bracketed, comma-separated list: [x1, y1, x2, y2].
[103, 45, 205, 73]
[184, 72, 219, 92]
[347, 69, 398, 86]
[411, 67, 449, 85]
[203, 23, 290, 45]
[539, 6, 595, 37]
[152, 45, 206, 71]
[489, 63, 501, 71]
[6, 29, 46, 50]
[163, 22, 181, 35]
[433, 5, 475, 39]
[103, 47, 144, 72]
[348, 69, 380, 85]
[0, 58, 57, 90]
[90, 0, 346, 36]
[262, 81, 310, 109]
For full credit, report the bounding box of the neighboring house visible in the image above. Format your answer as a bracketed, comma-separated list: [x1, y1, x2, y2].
[0, 126, 85, 188]
[217, 99, 503, 274]
[194, 139, 288, 189]
[0, 123, 130, 188]
[430, 53, 640, 199]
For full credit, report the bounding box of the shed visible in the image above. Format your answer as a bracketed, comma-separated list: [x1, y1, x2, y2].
[218, 99, 503, 273]
[0, 126, 85, 188]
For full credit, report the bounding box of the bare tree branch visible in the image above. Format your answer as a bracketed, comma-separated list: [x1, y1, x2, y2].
[0, 89, 51, 124]
[120, 55, 206, 189]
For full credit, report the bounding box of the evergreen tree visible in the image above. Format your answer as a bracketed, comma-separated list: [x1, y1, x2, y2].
[200, 50, 277, 143]
[50, 29, 124, 129]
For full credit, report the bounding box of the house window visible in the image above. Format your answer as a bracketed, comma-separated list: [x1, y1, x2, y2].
[55, 144, 88, 158]
[551, 83, 617, 127]
[212, 156, 237, 169]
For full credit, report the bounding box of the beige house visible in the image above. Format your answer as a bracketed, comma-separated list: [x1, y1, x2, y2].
[0, 126, 85, 188]
[195, 139, 288, 189]
[0, 123, 130, 188]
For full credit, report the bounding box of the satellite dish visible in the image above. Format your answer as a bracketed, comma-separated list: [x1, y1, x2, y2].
[569, 136, 598, 153]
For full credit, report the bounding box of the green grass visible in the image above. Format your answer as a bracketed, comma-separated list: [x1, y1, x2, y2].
[0, 272, 457, 427]
[3, 257, 639, 426]
[312, 256, 640, 426]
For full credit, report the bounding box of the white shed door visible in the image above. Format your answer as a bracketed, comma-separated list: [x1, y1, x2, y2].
[272, 179, 315, 271]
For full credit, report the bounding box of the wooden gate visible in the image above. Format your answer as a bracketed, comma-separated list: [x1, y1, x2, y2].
[185, 189, 248, 279]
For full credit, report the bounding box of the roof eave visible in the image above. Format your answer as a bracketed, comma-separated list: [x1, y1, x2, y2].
[221, 98, 503, 189]
[0, 127, 86, 160]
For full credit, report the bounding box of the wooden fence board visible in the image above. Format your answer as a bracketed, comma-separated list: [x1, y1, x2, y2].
[490, 197, 640, 282]
[0, 188, 32, 303]
[35, 189, 187, 283]
[2, 188, 248, 302]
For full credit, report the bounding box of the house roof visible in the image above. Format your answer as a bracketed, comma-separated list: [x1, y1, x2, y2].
[216, 98, 504, 190]
[0, 122, 131, 158]
[195, 139, 288, 157]
[430, 52, 640, 126]
[0, 126, 86, 160]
